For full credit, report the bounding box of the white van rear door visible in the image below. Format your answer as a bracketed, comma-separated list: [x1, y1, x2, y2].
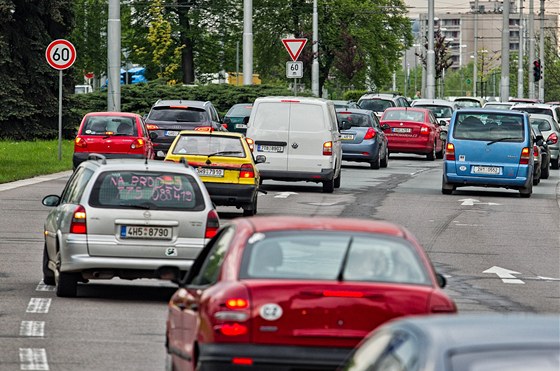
[287, 103, 332, 173]
[251, 102, 290, 172]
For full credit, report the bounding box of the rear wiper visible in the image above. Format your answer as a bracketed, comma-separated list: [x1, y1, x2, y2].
[205, 151, 242, 157]
[336, 237, 354, 282]
[487, 137, 522, 145]
[118, 203, 152, 209]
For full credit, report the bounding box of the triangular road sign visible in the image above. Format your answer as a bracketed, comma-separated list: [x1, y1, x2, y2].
[282, 38, 308, 61]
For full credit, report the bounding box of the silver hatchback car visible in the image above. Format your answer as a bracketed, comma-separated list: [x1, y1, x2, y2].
[42, 155, 219, 297]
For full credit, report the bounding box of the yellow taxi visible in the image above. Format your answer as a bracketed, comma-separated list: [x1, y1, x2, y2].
[164, 130, 265, 216]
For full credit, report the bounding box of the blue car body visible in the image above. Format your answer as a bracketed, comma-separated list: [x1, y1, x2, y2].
[442, 109, 534, 197]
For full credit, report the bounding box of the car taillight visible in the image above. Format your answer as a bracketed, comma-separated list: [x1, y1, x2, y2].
[520, 147, 531, 164]
[232, 358, 253, 366]
[245, 138, 254, 151]
[239, 164, 255, 179]
[445, 143, 455, 161]
[146, 124, 159, 130]
[195, 126, 213, 132]
[218, 323, 248, 336]
[205, 209, 219, 238]
[74, 137, 87, 148]
[547, 133, 558, 144]
[221, 123, 228, 130]
[363, 127, 376, 140]
[70, 205, 87, 234]
[130, 138, 145, 149]
[323, 141, 333, 155]
[420, 125, 430, 135]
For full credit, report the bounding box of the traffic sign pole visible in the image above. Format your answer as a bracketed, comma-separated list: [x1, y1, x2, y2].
[58, 71, 63, 161]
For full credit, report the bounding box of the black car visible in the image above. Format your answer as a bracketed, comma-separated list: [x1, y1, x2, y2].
[144, 99, 225, 159]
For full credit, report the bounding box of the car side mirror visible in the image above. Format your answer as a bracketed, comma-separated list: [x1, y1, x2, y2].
[149, 131, 158, 140]
[42, 195, 61, 207]
[436, 273, 447, 288]
[339, 121, 352, 131]
[255, 155, 266, 164]
[381, 124, 390, 131]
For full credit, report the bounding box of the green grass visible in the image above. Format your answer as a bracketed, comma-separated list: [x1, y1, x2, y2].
[0, 140, 74, 184]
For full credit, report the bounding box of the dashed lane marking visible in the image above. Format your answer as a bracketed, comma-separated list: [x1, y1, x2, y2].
[19, 321, 45, 337]
[35, 281, 56, 292]
[19, 348, 49, 370]
[26, 298, 51, 314]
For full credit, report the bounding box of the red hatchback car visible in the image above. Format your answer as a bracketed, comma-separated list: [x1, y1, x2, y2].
[158, 216, 456, 371]
[72, 112, 156, 169]
[380, 107, 446, 160]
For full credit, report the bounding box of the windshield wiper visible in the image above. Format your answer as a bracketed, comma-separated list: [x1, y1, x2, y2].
[336, 237, 354, 282]
[487, 137, 522, 145]
[205, 151, 243, 157]
[118, 202, 152, 209]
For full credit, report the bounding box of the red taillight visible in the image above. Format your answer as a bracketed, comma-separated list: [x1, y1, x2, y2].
[420, 125, 430, 135]
[547, 133, 558, 144]
[232, 357, 253, 366]
[533, 145, 539, 157]
[70, 205, 87, 234]
[239, 164, 255, 179]
[363, 127, 376, 140]
[219, 323, 248, 336]
[520, 147, 531, 165]
[205, 209, 219, 239]
[323, 141, 333, 156]
[221, 123, 228, 130]
[225, 298, 249, 309]
[74, 137, 87, 148]
[445, 143, 455, 161]
[146, 123, 159, 130]
[195, 126, 213, 132]
[130, 138, 145, 149]
[245, 138, 254, 151]
[322, 290, 364, 298]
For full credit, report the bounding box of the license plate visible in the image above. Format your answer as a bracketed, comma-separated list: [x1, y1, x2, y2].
[471, 166, 502, 175]
[121, 226, 172, 240]
[392, 127, 412, 133]
[196, 168, 224, 177]
[257, 145, 284, 153]
[235, 124, 247, 129]
[341, 134, 354, 140]
[165, 130, 179, 137]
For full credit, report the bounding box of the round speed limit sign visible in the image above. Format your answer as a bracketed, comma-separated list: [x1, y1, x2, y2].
[45, 39, 76, 70]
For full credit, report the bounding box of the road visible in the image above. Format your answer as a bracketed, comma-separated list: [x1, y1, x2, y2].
[1, 155, 558, 370]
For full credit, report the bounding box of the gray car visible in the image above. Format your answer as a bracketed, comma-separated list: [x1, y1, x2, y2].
[411, 98, 458, 130]
[530, 113, 560, 169]
[41, 155, 219, 297]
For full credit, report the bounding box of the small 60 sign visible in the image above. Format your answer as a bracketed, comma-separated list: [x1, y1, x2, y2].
[45, 39, 76, 70]
[286, 61, 303, 79]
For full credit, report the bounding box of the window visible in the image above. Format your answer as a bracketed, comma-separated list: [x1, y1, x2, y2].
[84, 116, 137, 136]
[171, 135, 246, 157]
[359, 99, 395, 112]
[453, 113, 525, 141]
[290, 103, 325, 132]
[414, 105, 453, 119]
[253, 102, 290, 131]
[227, 104, 252, 117]
[60, 167, 95, 204]
[336, 113, 372, 128]
[382, 110, 425, 123]
[192, 226, 236, 286]
[149, 107, 207, 122]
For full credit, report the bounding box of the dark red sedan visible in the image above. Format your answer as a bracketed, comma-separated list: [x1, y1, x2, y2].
[159, 216, 456, 371]
[380, 107, 446, 160]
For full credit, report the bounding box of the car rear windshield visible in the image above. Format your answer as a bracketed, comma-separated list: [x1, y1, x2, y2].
[227, 104, 252, 117]
[336, 113, 371, 128]
[382, 110, 425, 123]
[89, 171, 206, 211]
[455, 100, 482, 108]
[83, 116, 137, 136]
[453, 113, 525, 141]
[450, 348, 559, 371]
[148, 107, 208, 122]
[530, 118, 551, 131]
[513, 107, 553, 117]
[171, 135, 246, 157]
[358, 99, 394, 112]
[414, 105, 453, 118]
[239, 231, 430, 285]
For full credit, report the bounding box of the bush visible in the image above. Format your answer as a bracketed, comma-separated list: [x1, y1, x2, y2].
[343, 90, 368, 102]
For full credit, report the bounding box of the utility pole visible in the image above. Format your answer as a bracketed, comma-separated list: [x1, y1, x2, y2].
[473, 0, 478, 97]
[426, 0, 436, 99]
[312, 0, 319, 97]
[538, 0, 545, 101]
[107, 0, 121, 111]
[500, 0, 510, 102]
[528, 0, 535, 99]
[517, 0, 524, 98]
[243, 0, 253, 85]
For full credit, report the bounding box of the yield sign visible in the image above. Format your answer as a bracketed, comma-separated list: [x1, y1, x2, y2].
[282, 38, 308, 61]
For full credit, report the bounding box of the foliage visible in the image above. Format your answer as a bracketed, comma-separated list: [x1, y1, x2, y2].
[416, 28, 453, 83]
[343, 90, 368, 101]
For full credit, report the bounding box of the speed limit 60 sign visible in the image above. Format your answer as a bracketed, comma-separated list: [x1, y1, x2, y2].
[45, 39, 76, 70]
[286, 61, 303, 79]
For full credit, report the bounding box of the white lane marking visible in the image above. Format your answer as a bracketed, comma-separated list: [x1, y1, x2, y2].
[26, 298, 52, 314]
[458, 198, 500, 206]
[483, 266, 525, 284]
[19, 321, 45, 337]
[19, 348, 49, 370]
[537, 276, 560, 282]
[307, 202, 339, 206]
[36, 281, 56, 292]
[274, 192, 298, 199]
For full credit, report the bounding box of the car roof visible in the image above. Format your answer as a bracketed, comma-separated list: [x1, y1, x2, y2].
[232, 216, 408, 238]
[359, 93, 403, 100]
[383, 107, 428, 113]
[152, 100, 209, 108]
[176, 130, 245, 138]
[411, 99, 455, 107]
[82, 156, 196, 173]
[85, 111, 140, 118]
[254, 96, 331, 104]
[454, 108, 526, 116]
[511, 103, 555, 109]
[335, 108, 375, 115]
[528, 113, 554, 121]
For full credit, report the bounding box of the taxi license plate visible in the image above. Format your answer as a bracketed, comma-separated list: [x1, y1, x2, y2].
[341, 134, 354, 140]
[392, 128, 411, 133]
[121, 226, 172, 240]
[471, 166, 501, 175]
[197, 168, 224, 177]
[165, 130, 179, 137]
[235, 124, 247, 129]
[257, 145, 284, 153]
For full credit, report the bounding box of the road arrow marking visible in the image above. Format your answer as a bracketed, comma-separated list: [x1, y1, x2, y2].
[458, 199, 500, 206]
[483, 266, 525, 284]
[274, 192, 298, 199]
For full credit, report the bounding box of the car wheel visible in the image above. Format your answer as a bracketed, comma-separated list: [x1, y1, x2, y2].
[242, 196, 257, 217]
[541, 164, 550, 179]
[56, 272, 78, 297]
[442, 177, 455, 195]
[427, 143, 436, 161]
[322, 178, 334, 193]
[520, 178, 532, 198]
[370, 154, 380, 169]
[436, 140, 445, 159]
[42, 244, 55, 285]
[532, 176, 540, 185]
[380, 147, 388, 168]
[551, 158, 559, 170]
[334, 171, 341, 188]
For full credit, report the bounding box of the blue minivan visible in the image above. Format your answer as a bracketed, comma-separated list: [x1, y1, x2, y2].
[442, 109, 533, 198]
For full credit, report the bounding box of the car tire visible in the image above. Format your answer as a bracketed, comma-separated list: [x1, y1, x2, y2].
[56, 272, 78, 298]
[520, 179, 532, 198]
[334, 171, 341, 188]
[427, 143, 436, 161]
[541, 164, 550, 179]
[436, 140, 445, 159]
[551, 158, 559, 170]
[532, 176, 540, 186]
[322, 178, 334, 193]
[42, 244, 55, 286]
[442, 177, 455, 195]
[370, 155, 380, 169]
[242, 196, 257, 217]
[380, 147, 388, 168]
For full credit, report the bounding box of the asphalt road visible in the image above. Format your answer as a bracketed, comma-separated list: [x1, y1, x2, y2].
[1, 155, 558, 370]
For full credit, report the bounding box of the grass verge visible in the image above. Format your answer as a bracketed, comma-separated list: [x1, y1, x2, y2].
[0, 140, 74, 184]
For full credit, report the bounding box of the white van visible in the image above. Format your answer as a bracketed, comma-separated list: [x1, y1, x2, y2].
[246, 96, 342, 193]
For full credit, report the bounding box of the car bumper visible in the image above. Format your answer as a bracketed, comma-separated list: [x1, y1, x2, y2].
[73, 152, 146, 168]
[548, 145, 559, 161]
[260, 168, 334, 182]
[342, 141, 380, 161]
[443, 169, 532, 189]
[203, 183, 258, 206]
[387, 139, 433, 154]
[195, 343, 352, 371]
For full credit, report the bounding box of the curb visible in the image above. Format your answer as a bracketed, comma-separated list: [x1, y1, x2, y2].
[0, 171, 73, 192]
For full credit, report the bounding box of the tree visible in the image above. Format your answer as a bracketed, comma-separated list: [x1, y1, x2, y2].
[416, 28, 453, 93]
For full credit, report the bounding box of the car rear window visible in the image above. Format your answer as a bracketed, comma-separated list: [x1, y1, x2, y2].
[453, 113, 525, 141]
[530, 118, 551, 131]
[89, 171, 206, 211]
[512, 107, 553, 118]
[382, 110, 425, 123]
[227, 104, 252, 117]
[83, 116, 137, 136]
[336, 113, 371, 128]
[148, 107, 208, 122]
[414, 105, 453, 118]
[358, 99, 394, 112]
[239, 231, 430, 285]
[171, 135, 246, 157]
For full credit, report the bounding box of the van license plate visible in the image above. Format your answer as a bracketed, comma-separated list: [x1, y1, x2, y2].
[165, 131, 179, 137]
[471, 166, 501, 175]
[121, 226, 172, 239]
[257, 145, 284, 153]
[196, 168, 224, 177]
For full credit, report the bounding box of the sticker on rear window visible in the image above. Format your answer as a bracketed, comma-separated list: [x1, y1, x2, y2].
[259, 303, 283, 321]
[248, 233, 265, 244]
